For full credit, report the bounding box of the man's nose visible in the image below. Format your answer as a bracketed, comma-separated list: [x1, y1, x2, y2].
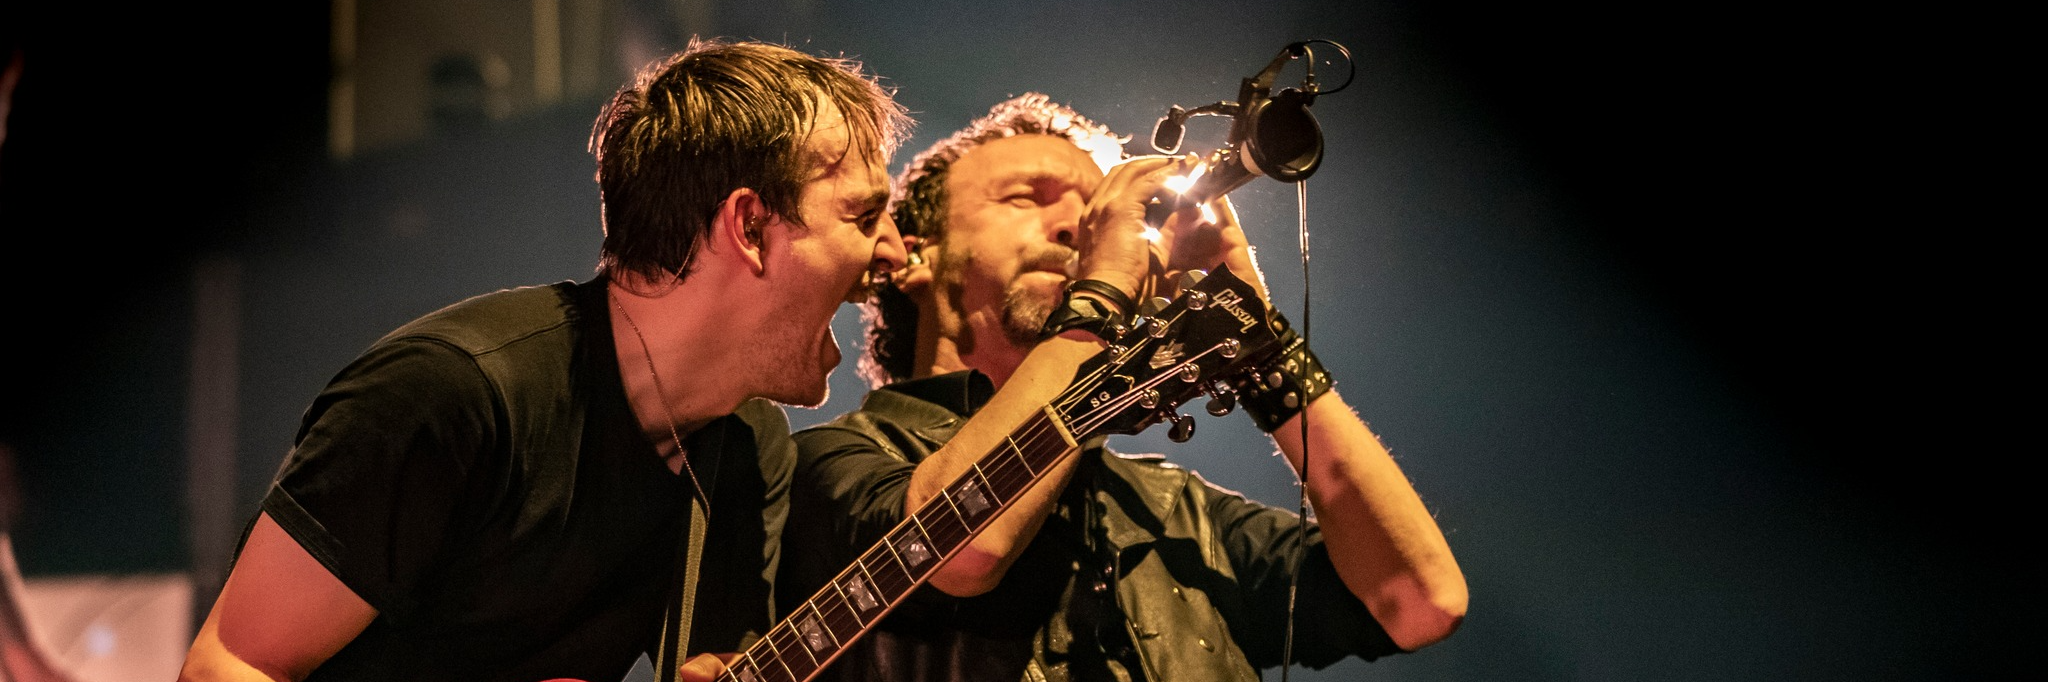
[871, 212, 909, 275]
[1047, 191, 1085, 246]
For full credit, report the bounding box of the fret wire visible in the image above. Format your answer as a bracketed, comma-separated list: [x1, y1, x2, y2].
[1006, 428, 1061, 483]
[936, 479, 967, 521]
[923, 505, 967, 554]
[756, 630, 800, 681]
[723, 653, 772, 682]
[906, 513, 934, 559]
[981, 438, 1026, 491]
[806, 601, 845, 650]
[1004, 434, 1038, 476]
[820, 596, 862, 642]
[969, 460, 999, 501]
[747, 653, 782, 682]
[855, 550, 906, 599]
[903, 510, 956, 570]
[978, 439, 1034, 502]
[877, 534, 912, 581]
[729, 641, 765, 682]
[775, 625, 818, 669]
[855, 556, 881, 593]
[962, 461, 1001, 514]
[774, 626, 820, 675]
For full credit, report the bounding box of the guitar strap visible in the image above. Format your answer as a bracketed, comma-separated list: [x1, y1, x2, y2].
[655, 416, 725, 682]
[654, 498, 709, 682]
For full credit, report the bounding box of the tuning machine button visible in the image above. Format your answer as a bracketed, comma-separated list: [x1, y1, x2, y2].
[1178, 270, 1208, 290]
[1205, 388, 1237, 417]
[1167, 413, 1197, 442]
[1140, 296, 1171, 317]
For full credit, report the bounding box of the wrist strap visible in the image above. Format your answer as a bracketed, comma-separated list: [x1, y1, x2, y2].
[1038, 279, 1133, 342]
[1233, 310, 1332, 432]
[1064, 278, 1134, 317]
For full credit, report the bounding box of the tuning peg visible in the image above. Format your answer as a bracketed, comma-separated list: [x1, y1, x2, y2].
[1205, 388, 1237, 417]
[1140, 296, 1171, 317]
[1177, 270, 1208, 290]
[1167, 413, 1197, 442]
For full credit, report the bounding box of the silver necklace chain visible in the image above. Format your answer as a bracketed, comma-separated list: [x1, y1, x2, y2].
[610, 291, 714, 512]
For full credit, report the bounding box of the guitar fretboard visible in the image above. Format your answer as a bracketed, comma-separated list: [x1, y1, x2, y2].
[715, 407, 1080, 682]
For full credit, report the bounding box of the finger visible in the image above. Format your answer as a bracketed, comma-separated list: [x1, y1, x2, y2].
[677, 653, 734, 682]
[1093, 154, 1190, 204]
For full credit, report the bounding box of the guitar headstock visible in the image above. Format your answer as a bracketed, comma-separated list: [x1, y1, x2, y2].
[1054, 264, 1286, 441]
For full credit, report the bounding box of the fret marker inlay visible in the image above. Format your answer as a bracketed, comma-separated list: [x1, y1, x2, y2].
[956, 479, 991, 517]
[799, 614, 831, 653]
[896, 534, 933, 567]
[847, 574, 880, 611]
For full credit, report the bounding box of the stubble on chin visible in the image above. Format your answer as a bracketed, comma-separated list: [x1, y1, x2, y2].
[999, 243, 1078, 347]
[1001, 279, 1060, 348]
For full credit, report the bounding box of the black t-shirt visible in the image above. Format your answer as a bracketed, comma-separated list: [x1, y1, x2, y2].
[258, 280, 790, 682]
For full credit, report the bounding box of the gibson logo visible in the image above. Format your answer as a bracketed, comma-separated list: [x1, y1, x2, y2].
[1212, 289, 1259, 332]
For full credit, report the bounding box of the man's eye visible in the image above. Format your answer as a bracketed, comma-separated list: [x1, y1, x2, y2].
[1004, 194, 1037, 207]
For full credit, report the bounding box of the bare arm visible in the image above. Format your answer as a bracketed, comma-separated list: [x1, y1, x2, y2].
[1162, 195, 1466, 650]
[1271, 394, 1467, 651]
[179, 513, 377, 682]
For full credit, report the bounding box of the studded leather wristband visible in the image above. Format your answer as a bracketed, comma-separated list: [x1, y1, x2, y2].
[1231, 311, 1332, 432]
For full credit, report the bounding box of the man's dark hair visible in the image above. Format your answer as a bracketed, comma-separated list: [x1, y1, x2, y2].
[862, 93, 1126, 386]
[591, 38, 911, 285]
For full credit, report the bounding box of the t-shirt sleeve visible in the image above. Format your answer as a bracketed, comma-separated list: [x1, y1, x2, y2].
[1200, 471, 1402, 668]
[777, 422, 920, 618]
[788, 423, 918, 550]
[259, 337, 497, 620]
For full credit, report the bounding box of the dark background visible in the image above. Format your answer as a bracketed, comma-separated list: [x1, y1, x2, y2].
[2, 1, 2011, 679]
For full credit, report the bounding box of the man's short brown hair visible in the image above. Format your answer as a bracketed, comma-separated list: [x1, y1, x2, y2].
[591, 38, 911, 285]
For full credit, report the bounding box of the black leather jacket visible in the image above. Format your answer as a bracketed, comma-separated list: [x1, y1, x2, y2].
[779, 372, 1398, 682]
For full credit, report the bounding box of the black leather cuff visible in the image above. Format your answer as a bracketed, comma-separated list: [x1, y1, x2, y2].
[1231, 311, 1332, 432]
[1038, 279, 1133, 342]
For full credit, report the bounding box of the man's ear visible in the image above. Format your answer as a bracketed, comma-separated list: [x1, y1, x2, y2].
[712, 188, 770, 274]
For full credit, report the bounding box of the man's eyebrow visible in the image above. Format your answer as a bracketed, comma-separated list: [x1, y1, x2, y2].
[845, 188, 891, 212]
[993, 167, 1091, 191]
